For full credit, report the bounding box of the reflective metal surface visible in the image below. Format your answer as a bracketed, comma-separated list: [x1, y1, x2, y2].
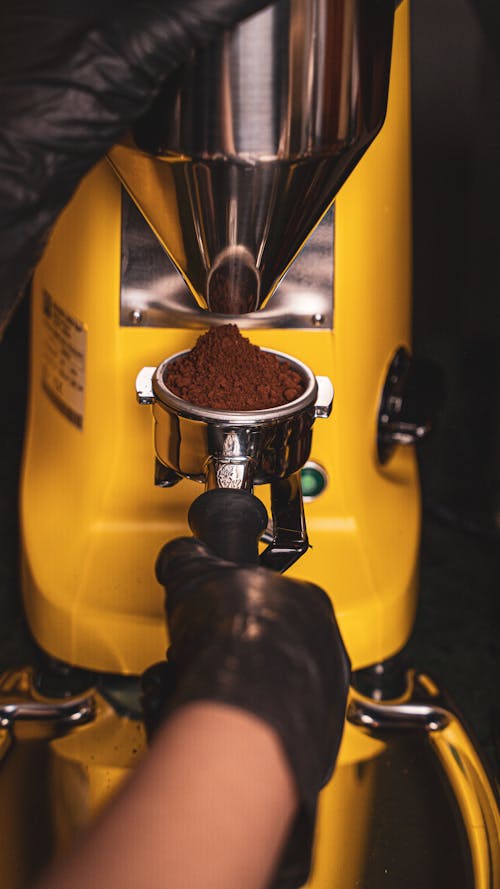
[0, 667, 95, 730]
[259, 472, 309, 572]
[109, 0, 394, 312]
[0, 663, 497, 889]
[345, 671, 500, 889]
[154, 458, 182, 488]
[0, 666, 146, 889]
[119, 191, 334, 329]
[348, 697, 450, 732]
[136, 352, 333, 571]
[137, 350, 333, 488]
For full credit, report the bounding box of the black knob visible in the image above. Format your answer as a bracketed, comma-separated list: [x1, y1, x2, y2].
[377, 348, 444, 464]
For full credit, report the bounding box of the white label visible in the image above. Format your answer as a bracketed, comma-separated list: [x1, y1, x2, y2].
[41, 290, 87, 429]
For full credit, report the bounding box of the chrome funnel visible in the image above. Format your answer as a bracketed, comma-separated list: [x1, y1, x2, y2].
[108, 0, 394, 313]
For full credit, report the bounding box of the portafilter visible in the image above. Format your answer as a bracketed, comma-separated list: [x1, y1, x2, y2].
[136, 350, 333, 570]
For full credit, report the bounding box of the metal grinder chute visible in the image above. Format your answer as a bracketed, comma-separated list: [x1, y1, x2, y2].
[109, 0, 394, 314]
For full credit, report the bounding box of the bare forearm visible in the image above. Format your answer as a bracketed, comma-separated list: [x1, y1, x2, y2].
[35, 702, 298, 889]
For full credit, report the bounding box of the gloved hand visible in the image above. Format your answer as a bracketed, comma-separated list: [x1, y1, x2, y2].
[0, 0, 271, 336]
[145, 531, 351, 889]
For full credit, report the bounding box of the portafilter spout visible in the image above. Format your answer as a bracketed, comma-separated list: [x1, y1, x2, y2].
[108, 0, 395, 314]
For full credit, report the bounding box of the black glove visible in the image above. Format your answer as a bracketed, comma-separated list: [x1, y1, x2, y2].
[0, 0, 271, 336]
[147, 530, 351, 889]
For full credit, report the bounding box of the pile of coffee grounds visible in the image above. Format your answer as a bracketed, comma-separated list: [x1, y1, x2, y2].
[165, 324, 305, 411]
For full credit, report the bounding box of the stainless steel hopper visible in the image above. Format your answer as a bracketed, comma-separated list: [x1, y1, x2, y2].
[108, 0, 394, 314]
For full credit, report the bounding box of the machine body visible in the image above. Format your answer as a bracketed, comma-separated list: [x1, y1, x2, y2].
[4, 3, 499, 888]
[22, 1, 417, 676]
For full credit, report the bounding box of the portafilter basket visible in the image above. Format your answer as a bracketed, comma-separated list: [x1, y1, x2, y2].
[136, 349, 333, 491]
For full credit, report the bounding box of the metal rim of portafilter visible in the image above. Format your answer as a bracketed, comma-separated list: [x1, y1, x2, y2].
[140, 348, 333, 490]
[136, 349, 334, 572]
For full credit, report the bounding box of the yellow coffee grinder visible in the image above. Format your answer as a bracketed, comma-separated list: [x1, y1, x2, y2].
[0, 2, 497, 888]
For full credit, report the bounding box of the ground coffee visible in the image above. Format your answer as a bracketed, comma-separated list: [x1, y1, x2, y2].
[165, 324, 305, 411]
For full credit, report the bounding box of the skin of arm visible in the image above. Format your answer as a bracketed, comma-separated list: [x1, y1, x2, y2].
[34, 701, 298, 889]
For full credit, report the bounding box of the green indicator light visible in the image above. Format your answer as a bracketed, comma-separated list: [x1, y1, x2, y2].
[300, 465, 326, 499]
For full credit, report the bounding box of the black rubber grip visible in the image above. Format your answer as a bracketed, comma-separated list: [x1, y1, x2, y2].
[188, 490, 268, 564]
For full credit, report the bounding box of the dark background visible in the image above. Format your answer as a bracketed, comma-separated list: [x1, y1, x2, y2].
[0, 0, 498, 768]
[405, 0, 500, 769]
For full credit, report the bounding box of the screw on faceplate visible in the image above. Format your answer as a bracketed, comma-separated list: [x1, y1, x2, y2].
[130, 309, 144, 325]
[312, 313, 324, 327]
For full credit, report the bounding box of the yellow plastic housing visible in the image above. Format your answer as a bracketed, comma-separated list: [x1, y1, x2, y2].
[21, 3, 417, 674]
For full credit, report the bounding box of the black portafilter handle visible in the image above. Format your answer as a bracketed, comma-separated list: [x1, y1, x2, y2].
[143, 490, 269, 737]
[188, 489, 269, 564]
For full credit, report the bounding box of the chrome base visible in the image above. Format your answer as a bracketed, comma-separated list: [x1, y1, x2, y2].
[0, 664, 497, 889]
